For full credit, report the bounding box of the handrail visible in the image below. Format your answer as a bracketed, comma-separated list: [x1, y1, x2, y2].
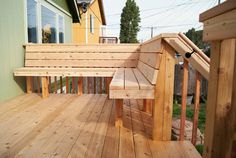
[179, 32, 210, 64]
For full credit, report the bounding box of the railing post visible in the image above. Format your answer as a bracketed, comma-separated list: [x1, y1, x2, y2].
[54, 76, 57, 93]
[78, 77, 83, 95]
[66, 77, 69, 94]
[143, 99, 152, 114]
[60, 77, 63, 93]
[180, 59, 189, 141]
[192, 71, 201, 145]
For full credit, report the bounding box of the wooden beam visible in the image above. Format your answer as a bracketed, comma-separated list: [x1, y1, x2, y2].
[180, 59, 189, 141]
[202, 9, 236, 41]
[26, 76, 33, 94]
[87, 77, 90, 94]
[99, 77, 103, 94]
[77, 77, 83, 95]
[72, 77, 75, 93]
[60, 77, 63, 93]
[54, 76, 57, 93]
[94, 77, 96, 93]
[191, 71, 201, 146]
[153, 43, 175, 141]
[199, 0, 236, 22]
[142, 99, 152, 114]
[106, 77, 112, 95]
[37, 77, 41, 93]
[115, 99, 123, 127]
[48, 77, 51, 93]
[66, 77, 69, 94]
[203, 39, 236, 158]
[41, 76, 49, 98]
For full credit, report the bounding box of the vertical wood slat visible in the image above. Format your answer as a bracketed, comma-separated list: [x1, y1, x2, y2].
[66, 77, 69, 94]
[100, 77, 103, 94]
[77, 77, 83, 95]
[48, 77, 51, 93]
[26, 76, 33, 94]
[60, 77, 63, 93]
[94, 77, 96, 94]
[54, 76, 57, 93]
[72, 77, 75, 93]
[180, 59, 189, 141]
[41, 76, 49, 98]
[37, 77, 41, 93]
[191, 71, 201, 145]
[115, 99, 123, 127]
[106, 77, 112, 95]
[143, 99, 152, 114]
[87, 77, 90, 94]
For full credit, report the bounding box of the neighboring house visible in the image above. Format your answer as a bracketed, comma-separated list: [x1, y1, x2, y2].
[0, 0, 80, 101]
[73, 0, 106, 44]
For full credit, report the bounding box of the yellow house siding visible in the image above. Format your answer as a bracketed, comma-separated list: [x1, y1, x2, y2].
[72, 0, 104, 44]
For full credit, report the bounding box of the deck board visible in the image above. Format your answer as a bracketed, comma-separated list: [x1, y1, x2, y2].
[0, 94, 201, 158]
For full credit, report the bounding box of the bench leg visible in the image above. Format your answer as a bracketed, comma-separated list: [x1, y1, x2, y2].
[78, 77, 83, 95]
[115, 99, 123, 127]
[41, 76, 49, 98]
[106, 77, 112, 96]
[143, 99, 152, 114]
[26, 76, 33, 94]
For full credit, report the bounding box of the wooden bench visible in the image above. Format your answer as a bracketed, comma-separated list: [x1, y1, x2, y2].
[14, 33, 209, 141]
[109, 39, 163, 126]
[14, 44, 140, 98]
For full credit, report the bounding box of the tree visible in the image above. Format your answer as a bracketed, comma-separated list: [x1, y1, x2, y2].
[119, 0, 140, 43]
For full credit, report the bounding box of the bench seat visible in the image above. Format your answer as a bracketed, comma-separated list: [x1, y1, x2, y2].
[109, 68, 154, 99]
[14, 67, 117, 77]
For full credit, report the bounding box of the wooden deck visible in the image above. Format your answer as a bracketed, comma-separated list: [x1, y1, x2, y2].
[0, 94, 201, 158]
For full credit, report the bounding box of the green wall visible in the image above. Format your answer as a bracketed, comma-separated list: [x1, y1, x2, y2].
[0, 0, 72, 102]
[0, 0, 26, 102]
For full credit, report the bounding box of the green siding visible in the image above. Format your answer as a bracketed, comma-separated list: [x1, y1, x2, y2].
[0, 0, 26, 101]
[0, 0, 72, 102]
[52, 0, 70, 13]
[65, 15, 72, 43]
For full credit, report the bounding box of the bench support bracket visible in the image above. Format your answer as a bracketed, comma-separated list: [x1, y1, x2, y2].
[115, 99, 123, 127]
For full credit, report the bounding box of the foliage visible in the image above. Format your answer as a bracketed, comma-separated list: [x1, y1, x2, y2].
[172, 103, 206, 133]
[185, 28, 210, 57]
[119, 0, 141, 43]
[196, 144, 204, 155]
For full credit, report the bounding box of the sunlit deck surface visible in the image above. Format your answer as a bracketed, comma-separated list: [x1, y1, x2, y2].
[0, 94, 201, 158]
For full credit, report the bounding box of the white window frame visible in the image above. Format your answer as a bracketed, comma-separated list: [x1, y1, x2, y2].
[25, 0, 66, 44]
[90, 14, 94, 34]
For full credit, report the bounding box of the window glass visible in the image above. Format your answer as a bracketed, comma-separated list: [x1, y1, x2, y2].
[41, 6, 57, 43]
[90, 14, 94, 34]
[27, 0, 37, 43]
[59, 15, 64, 43]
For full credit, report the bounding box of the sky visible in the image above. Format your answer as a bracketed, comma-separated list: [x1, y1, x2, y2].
[102, 0, 220, 42]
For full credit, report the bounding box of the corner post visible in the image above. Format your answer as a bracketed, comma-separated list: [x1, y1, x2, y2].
[153, 42, 175, 141]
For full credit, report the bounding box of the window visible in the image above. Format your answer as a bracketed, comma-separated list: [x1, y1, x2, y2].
[27, 0, 37, 43]
[41, 6, 56, 43]
[90, 14, 94, 34]
[26, 0, 65, 43]
[59, 15, 64, 43]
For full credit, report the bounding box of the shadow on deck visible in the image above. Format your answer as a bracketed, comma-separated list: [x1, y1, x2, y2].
[0, 94, 201, 158]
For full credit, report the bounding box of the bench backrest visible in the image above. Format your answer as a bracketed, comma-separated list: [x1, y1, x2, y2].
[138, 38, 162, 84]
[24, 44, 140, 68]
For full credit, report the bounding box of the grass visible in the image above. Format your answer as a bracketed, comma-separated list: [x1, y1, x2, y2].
[172, 101, 206, 155]
[173, 102, 206, 133]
